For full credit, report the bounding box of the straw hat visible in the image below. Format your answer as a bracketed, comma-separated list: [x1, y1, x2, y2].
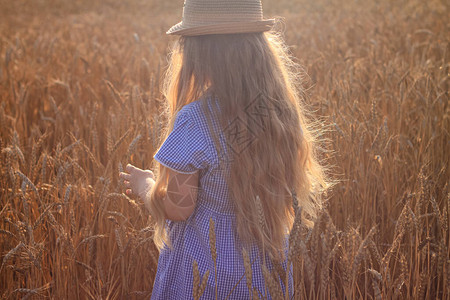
[167, 0, 275, 36]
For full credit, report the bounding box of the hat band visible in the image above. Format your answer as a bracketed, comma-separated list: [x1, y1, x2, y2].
[183, 12, 263, 27]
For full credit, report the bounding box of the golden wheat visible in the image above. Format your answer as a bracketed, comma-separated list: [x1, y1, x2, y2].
[0, 0, 448, 299]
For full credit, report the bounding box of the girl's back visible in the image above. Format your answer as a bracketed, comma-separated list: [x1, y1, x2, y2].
[151, 96, 294, 299]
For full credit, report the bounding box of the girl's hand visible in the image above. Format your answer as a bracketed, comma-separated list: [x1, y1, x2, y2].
[119, 164, 155, 200]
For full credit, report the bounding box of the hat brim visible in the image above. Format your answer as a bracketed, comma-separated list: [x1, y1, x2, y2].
[166, 19, 275, 36]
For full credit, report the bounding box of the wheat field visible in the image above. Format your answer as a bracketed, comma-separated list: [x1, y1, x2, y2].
[0, 0, 448, 299]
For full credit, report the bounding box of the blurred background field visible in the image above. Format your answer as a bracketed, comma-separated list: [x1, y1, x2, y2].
[0, 0, 448, 299]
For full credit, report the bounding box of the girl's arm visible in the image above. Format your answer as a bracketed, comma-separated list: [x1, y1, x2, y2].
[158, 168, 199, 221]
[120, 164, 199, 221]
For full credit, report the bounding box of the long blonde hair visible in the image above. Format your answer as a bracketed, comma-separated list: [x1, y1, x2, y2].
[148, 29, 333, 260]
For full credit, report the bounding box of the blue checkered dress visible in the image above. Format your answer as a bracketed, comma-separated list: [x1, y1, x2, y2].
[151, 95, 294, 299]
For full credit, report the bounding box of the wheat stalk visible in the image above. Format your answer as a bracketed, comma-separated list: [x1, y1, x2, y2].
[369, 269, 382, 300]
[262, 264, 283, 299]
[1, 242, 24, 272]
[242, 247, 253, 299]
[192, 259, 200, 300]
[209, 217, 218, 299]
[199, 269, 210, 299]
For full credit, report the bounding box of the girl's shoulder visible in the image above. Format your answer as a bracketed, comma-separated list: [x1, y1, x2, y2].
[183, 94, 217, 112]
[180, 95, 220, 126]
[173, 99, 206, 129]
[177, 101, 204, 128]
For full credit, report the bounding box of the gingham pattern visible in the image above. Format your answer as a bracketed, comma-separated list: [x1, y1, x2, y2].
[151, 96, 293, 299]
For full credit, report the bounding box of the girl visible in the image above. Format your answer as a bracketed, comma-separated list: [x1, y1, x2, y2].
[120, 0, 331, 298]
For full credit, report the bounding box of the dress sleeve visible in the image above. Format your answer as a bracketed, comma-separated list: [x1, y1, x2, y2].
[153, 107, 211, 174]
